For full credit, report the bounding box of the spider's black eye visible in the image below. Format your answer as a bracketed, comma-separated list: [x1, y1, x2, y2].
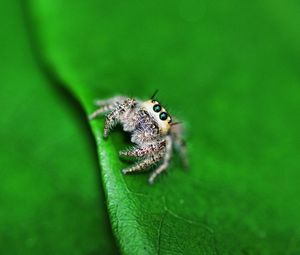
[153, 104, 161, 112]
[159, 112, 168, 121]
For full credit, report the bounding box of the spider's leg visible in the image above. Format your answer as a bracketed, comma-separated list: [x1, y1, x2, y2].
[104, 98, 136, 138]
[148, 136, 173, 184]
[94, 96, 126, 107]
[89, 96, 126, 120]
[122, 153, 163, 174]
[119, 140, 165, 158]
[170, 124, 189, 169]
[177, 139, 189, 169]
[89, 104, 115, 120]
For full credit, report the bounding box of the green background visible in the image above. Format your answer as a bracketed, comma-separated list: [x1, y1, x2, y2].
[1, 0, 300, 254]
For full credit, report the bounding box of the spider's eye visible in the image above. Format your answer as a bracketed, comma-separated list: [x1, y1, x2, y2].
[153, 104, 161, 112]
[159, 112, 168, 121]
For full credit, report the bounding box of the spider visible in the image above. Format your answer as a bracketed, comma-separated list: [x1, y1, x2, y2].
[89, 91, 188, 184]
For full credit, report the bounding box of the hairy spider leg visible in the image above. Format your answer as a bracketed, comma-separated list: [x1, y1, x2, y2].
[88, 104, 115, 120]
[104, 98, 136, 138]
[122, 152, 164, 174]
[94, 96, 126, 107]
[89, 96, 127, 120]
[171, 125, 189, 169]
[119, 140, 166, 158]
[148, 136, 173, 184]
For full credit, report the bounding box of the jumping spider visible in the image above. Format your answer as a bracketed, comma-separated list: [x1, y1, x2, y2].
[89, 92, 188, 184]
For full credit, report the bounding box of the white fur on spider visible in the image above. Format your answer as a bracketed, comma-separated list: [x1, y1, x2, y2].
[89, 95, 188, 184]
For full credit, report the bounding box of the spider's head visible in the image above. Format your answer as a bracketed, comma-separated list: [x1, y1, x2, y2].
[141, 99, 172, 135]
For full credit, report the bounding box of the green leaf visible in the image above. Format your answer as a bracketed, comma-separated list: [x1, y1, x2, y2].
[27, 0, 300, 254]
[0, 1, 117, 254]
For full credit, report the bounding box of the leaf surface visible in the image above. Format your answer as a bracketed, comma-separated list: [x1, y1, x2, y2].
[27, 0, 300, 254]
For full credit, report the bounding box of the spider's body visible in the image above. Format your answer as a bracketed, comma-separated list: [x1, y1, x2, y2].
[89, 95, 187, 184]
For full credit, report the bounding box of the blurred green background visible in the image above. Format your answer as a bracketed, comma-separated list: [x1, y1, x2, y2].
[0, 0, 117, 254]
[1, 0, 300, 254]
